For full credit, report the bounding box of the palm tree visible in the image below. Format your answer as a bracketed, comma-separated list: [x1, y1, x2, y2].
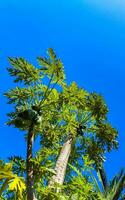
[95, 166, 125, 200]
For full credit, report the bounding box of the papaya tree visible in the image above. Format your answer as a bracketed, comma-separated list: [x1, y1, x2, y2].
[5, 48, 66, 200]
[48, 85, 118, 191]
[4, 48, 118, 199]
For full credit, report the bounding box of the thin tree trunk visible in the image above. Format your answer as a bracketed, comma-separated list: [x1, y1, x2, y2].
[26, 123, 36, 200]
[48, 134, 73, 191]
[98, 167, 108, 192]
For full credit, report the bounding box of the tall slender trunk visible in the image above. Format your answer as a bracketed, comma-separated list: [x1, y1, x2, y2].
[48, 134, 73, 190]
[26, 123, 36, 200]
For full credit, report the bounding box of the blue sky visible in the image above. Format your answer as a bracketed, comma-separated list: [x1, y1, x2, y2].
[1, 0, 125, 180]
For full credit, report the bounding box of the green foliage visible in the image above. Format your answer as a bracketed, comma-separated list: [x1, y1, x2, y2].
[8, 156, 26, 177]
[5, 49, 118, 158]
[37, 48, 65, 85]
[35, 156, 99, 200]
[56, 157, 100, 200]
[31, 147, 58, 185]
[5, 49, 66, 136]
[4, 48, 120, 199]
[85, 93, 108, 121]
[0, 160, 26, 199]
[7, 57, 40, 84]
[96, 166, 125, 200]
[4, 86, 36, 105]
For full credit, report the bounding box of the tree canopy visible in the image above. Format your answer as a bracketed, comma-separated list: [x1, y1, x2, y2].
[0, 48, 124, 200]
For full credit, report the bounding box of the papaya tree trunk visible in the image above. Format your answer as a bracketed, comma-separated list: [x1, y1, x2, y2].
[48, 134, 73, 190]
[26, 123, 36, 200]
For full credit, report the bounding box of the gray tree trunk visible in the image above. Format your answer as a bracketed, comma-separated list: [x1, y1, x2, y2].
[48, 134, 73, 190]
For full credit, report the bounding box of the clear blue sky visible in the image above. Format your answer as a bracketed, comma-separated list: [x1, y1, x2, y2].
[1, 0, 125, 180]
